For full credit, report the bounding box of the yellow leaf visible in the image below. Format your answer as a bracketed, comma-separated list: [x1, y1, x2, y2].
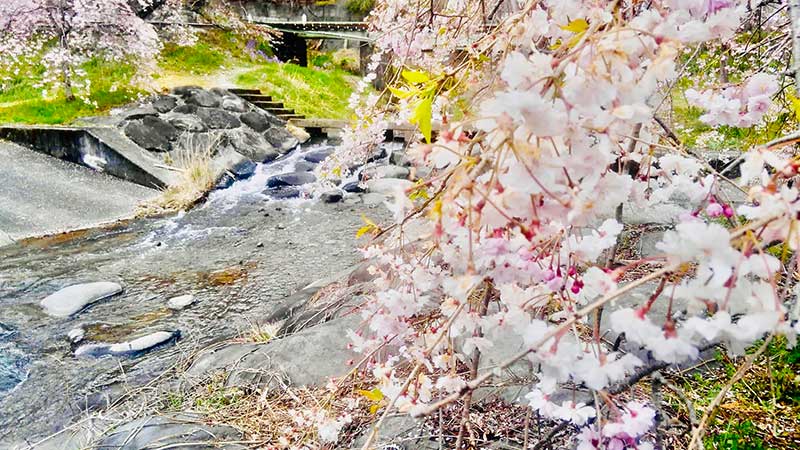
[358, 388, 384, 402]
[560, 18, 589, 33]
[369, 403, 380, 415]
[787, 91, 800, 122]
[332, 166, 342, 177]
[410, 96, 433, 143]
[356, 225, 373, 238]
[356, 214, 379, 238]
[388, 86, 415, 99]
[402, 69, 430, 84]
[429, 198, 443, 219]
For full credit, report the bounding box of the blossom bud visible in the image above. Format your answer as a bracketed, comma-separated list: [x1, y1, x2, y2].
[706, 202, 723, 217]
[723, 204, 734, 218]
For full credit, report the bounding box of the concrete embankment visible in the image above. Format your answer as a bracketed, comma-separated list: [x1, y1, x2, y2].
[0, 141, 158, 245]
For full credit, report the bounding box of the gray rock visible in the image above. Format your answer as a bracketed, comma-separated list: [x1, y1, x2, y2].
[67, 327, 85, 343]
[390, 151, 411, 167]
[186, 315, 359, 390]
[303, 148, 334, 164]
[361, 165, 410, 180]
[172, 103, 198, 115]
[230, 159, 258, 180]
[124, 117, 178, 152]
[638, 229, 666, 257]
[352, 415, 430, 449]
[196, 107, 241, 130]
[210, 87, 232, 97]
[293, 160, 317, 172]
[74, 330, 180, 358]
[342, 181, 366, 193]
[365, 178, 413, 195]
[265, 186, 301, 199]
[361, 193, 386, 205]
[321, 190, 343, 203]
[119, 105, 157, 120]
[167, 294, 195, 310]
[171, 85, 202, 96]
[96, 413, 245, 450]
[622, 202, 688, 225]
[240, 111, 270, 132]
[152, 95, 178, 113]
[267, 172, 316, 188]
[40, 282, 122, 317]
[227, 129, 279, 162]
[168, 114, 207, 132]
[221, 96, 247, 112]
[264, 126, 299, 154]
[184, 89, 220, 108]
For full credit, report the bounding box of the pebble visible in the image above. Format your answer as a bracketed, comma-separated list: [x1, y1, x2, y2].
[167, 294, 195, 310]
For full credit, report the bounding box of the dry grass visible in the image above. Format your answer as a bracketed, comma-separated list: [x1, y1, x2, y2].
[136, 133, 220, 216]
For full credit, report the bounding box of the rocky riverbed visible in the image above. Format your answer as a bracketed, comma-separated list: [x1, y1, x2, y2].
[0, 139, 411, 448]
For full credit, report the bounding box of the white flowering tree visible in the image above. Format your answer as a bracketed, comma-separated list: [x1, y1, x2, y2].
[0, 0, 186, 102]
[311, 0, 800, 448]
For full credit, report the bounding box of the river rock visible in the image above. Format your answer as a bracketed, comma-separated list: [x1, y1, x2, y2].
[293, 160, 316, 172]
[96, 413, 245, 450]
[342, 181, 366, 193]
[186, 314, 358, 391]
[67, 327, 85, 343]
[167, 114, 207, 132]
[184, 89, 220, 108]
[231, 159, 258, 180]
[152, 95, 178, 113]
[390, 150, 410, 167]
[303, 148, 334, 164]
[267, 172, 316, 188]
[227, 129, 279, 162]
[321, 190, 343, 203]
[361, 164, 410, 180]
[196, 107, 241, 129]
[265, 186, 301, 199]
[124, 117, 177, 152]
[264, 126, 299, 153]
[173, 103, 198, 115]
[361, 192, 386, 205]
[221, 96, 247, 112]
[167, 294, 195, 310]
[40, 282, 122, 317]
[74, 330, 180, 358]
[365, 178, 413, 195]
[240, 111, 269, 132]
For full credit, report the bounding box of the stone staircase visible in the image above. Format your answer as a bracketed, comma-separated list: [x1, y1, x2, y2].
[229, 88, 305, 121]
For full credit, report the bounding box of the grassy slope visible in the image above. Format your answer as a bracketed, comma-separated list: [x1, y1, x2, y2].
[235, 63, 355, 119]
[0, 30, 354, 124]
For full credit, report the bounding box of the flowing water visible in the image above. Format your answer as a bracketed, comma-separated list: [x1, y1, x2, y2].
[0, 141, 397, 446]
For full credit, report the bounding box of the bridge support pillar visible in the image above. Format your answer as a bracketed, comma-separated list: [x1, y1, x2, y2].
[359, 42, 387, 90]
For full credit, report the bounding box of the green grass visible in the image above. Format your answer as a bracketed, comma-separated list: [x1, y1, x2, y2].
[0, 58, 143, 124]
[235, 63, 357, 119]
[667, 338, 800, 449]
[158, 29, 268, 75]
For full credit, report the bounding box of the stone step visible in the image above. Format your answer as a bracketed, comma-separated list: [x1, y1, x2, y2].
[251, 101, 284, 109]
[278, 114, 305, 120]
[228, 88, 262, 95]
[241, 94, 273, 102]
[265, 108, 295, 115]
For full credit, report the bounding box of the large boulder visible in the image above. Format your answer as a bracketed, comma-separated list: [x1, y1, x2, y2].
[264, 126, 299, 154]
[303, 147, 334, 164]
[365, 178, 413, 195]
[186, 315, 359, 390]
[361, 165, 410, 180]
[172, 103, 198, 115]
[152, 95, 178, 113]
[183, 89, 221, 108]
[227, 129, 279, 162]
[40, 282, 122, 317]
[124, 116, 179, 152]
[167, 114, 207, 132]
[240, 111, 270, 132]
[266, 172, 316, 188]
[221, 96, 247, 112]
[196, 107, 241, 130]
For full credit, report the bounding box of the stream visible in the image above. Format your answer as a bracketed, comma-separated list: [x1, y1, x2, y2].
[0, 141, 396, 446]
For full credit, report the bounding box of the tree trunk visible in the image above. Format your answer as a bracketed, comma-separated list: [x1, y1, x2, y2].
[790, 0, 800, 92]
[59, 0, 74, 102]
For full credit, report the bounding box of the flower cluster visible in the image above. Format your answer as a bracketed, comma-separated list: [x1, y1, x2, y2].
[321, 0, 796, 448]
[686, 73, 779, 128]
